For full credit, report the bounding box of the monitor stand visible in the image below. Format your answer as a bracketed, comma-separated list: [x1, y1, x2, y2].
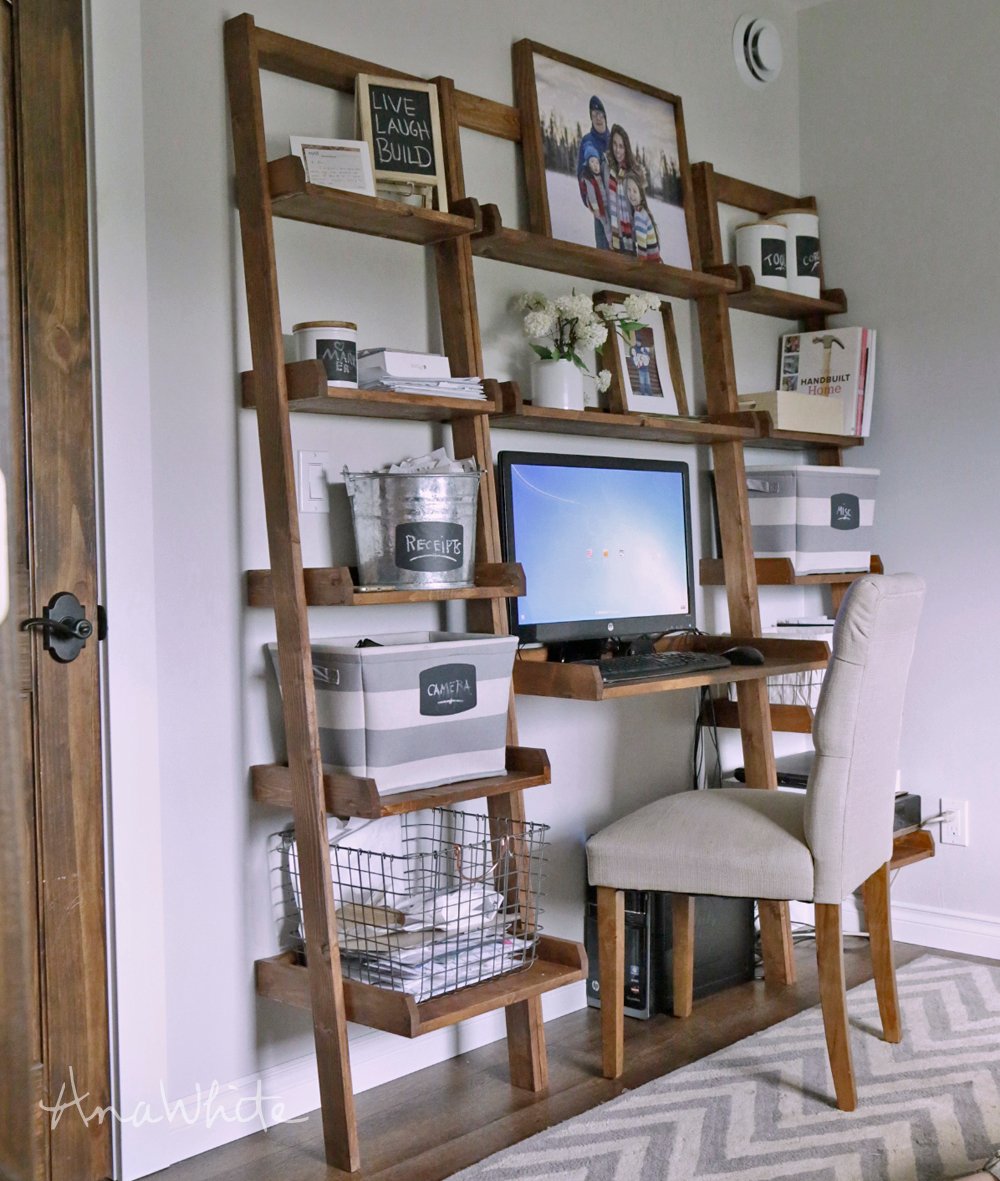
[546, 635, 656, 664]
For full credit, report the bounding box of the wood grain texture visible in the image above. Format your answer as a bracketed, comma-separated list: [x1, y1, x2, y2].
[225, 15, 359, 1171]
[267, 156, 478, 242]
[252, 747, 551, 820]
[861, 862, 901, 1043]
[253, 24, 521, 140]
[889, 829, 935, 871]
[256, 938, 585, 1039]
[245, 561, 524, 608]
[16, 2, 111, 1177]
[241, 361, 498, 417]
[0, 6, 40, 1176]
[712, 171, 818, 217]
[728, 281, 847, 320]
[814, 903, 857, 1111]
[700, 555, 883, 588]
[510, 41, 550, 237]
[473, 204, 738, 298]
[597, 887, 624, 1080]
[671, 895, 695, 1019]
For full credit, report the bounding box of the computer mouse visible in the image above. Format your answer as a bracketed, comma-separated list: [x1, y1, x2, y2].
[721, 645, 766, 666]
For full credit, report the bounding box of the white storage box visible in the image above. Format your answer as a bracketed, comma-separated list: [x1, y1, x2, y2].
[746, 465, 878, 574]
[269, 632, 516, 794]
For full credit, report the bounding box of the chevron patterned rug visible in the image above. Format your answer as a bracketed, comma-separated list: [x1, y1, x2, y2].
[450, 956, 1000, 1181]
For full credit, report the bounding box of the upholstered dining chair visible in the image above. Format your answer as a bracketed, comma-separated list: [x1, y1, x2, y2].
[586, 573, 925, 1111]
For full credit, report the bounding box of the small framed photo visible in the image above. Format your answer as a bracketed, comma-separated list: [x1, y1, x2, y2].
[597, 291, 688, 416]
[513, 41, 698, 269]
[289, 136, 375, 196]
[355, 74, 448, 211]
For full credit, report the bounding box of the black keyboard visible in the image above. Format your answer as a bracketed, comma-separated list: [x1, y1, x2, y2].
[584, 650, 733, 685]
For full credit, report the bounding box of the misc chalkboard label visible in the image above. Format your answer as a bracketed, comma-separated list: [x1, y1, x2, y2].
[394, 521, 465, 571]
[761, 238, 787, 278]
[315, 338, 357, 384]
[797, 234, 821, 277]
[830, 493, 860, 530]
[367, 83, 437, 178]
[419, 663, 477, 716]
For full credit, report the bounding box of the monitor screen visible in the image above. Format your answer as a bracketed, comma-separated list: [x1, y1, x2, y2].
[497, 451, 695, 648]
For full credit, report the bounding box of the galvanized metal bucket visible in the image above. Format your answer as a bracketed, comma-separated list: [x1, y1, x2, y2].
[344, 469, 482, 590]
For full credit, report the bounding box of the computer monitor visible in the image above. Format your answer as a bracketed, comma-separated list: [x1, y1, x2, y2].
[497, 450, 695, 656]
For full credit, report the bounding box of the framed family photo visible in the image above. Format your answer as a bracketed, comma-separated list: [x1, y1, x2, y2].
[596, 290, 688, 416]
[513, 41, 699, 270]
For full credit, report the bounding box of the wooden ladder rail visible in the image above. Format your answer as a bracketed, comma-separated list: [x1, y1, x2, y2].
[432, 73, 549, 1092]
[224, 15, 359, 1171]
[693, 160, 796, 984]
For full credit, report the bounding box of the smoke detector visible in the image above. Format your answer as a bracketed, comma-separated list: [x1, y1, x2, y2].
[733, 15, 783, 88]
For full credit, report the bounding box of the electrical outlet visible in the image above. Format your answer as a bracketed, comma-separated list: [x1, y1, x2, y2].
[939, 797, 969, 847]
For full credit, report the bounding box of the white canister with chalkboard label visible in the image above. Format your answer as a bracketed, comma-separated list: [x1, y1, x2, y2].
[293, 321, 358, 388]
[735, 221, 788, 291]
[772, 209, 821, 298]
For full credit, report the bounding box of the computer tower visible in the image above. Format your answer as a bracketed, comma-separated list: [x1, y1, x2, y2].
[584, 886, 755, 1018]
[584, 889, 655, 1018]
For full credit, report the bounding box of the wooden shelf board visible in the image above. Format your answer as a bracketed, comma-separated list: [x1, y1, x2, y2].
[491, 407, 758, 445]
[252, 745, 551, 818]
[471, 204, 737, 299]
[267, 155, 478, 244]
[242, 362, 498, 418]
[728, 284, 847, 319]
[744, 418, 865, 450]
[246, 561, 524, 608]
[255, 934, 586, 1038]
[700, 555, 884, 588]
[703, 699, 814, 733]
[513, 636, 829, 702]
[889, 829, 935, 871]
[491, 382, 759, 444]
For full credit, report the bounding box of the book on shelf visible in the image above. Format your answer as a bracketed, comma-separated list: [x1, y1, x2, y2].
[777, 327, 876, 437]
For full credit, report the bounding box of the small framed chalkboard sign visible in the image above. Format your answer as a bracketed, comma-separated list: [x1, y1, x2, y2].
[355, 74, 448, 212]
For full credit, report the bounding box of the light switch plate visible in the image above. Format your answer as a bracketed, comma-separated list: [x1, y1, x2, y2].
[297, 450, 330, 513]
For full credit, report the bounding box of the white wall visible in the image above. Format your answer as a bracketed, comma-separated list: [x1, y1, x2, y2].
[92, 2, 806, 1175]
[797, 0, 1000, 953]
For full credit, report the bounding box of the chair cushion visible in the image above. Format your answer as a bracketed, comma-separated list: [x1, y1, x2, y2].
[587, 787, 815, 900]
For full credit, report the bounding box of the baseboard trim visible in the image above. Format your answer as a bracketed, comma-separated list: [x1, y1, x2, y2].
[123, 981, 587, 1178]
[789, 897, 1000, 960]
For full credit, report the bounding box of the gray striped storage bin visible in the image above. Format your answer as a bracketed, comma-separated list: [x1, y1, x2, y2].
[746, 465, 878, 574]
[269, 632, 516, 794]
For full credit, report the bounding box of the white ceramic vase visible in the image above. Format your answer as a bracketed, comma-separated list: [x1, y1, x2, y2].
[531, 358, 585, 411]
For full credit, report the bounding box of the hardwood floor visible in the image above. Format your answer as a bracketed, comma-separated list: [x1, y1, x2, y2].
[161, 939, 933, 1181]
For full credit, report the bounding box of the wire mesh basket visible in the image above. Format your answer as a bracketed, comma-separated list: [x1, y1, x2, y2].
[281, 808, 548, 1002]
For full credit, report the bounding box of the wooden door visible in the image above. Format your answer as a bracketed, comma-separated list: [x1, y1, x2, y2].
[1, 2, 112, 1179]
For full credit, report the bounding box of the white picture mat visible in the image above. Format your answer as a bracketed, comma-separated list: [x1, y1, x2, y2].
[616, 310, 680, 414]
[289, 136, 375, 196]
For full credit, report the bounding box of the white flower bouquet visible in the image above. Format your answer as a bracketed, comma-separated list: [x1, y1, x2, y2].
[515, 291, 662, 395]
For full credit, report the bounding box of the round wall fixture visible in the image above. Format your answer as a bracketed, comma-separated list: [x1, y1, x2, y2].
[733, 15, 783, 88]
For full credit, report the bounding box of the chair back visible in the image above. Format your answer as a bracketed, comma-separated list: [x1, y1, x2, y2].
[804, 573, 925, 902]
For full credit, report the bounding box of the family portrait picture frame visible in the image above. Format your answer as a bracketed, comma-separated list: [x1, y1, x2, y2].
[512, 41, 700, 271]
[596, 290, 688, 416]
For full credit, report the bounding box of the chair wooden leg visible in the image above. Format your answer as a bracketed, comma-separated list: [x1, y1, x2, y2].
[671, 894, 695, 1018]
[596, 886, 624, 1079]
[861, 861, 901, 1043]
[815, 902, 857, 1111]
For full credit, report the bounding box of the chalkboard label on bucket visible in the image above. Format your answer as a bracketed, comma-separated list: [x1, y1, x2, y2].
[356, 73, 448, 211]
[394, 520, 465, 572]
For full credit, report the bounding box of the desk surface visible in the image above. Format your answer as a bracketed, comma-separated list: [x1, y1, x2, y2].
[511, 636, 829, 701]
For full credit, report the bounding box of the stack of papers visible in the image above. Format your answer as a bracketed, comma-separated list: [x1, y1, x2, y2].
[358, 347, 486, 400]
[361, 376, 486, 400]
